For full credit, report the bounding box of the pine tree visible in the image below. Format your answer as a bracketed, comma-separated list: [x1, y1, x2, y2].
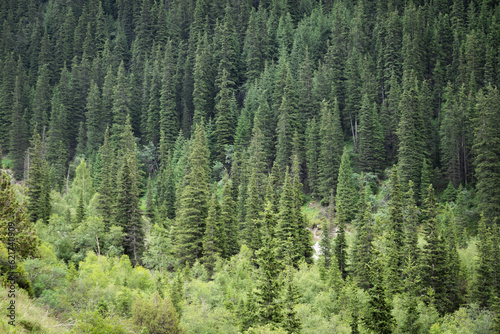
[473, 85, 500, 221]
[214, 69, 235, 163]
[31, 64, 51, 132]
[276, 168, 300, 262]
[113, 116, 143, 266]
[254, 215, 283, 328]
[336, 148, 357, 224]
[111, 61, 131, 144]
[75, 191, 85, 225]
[9, 74, 29, 179]
[97, 128, 114, 230]
[305, 117, 319, 197]
[474, 214, 494, 308]
[352, 184, 373, 290]
[160, 40, 178, 152]
[192, 33, 215, 125]
[421, 184, 449, 314]
[174, 123, 210, 266]
[220, 170, 238, 258]
[358, 94, 385, 174]
[385, 167, 405, 296]
[318, 99, 343, 202]
[202, 191, 223, 276]
[364, 247, 394, 334]
[86, 81, 103, 155]
[281, 240, 302, 334]
[26, 127, 51, 224]
[419, 158, 432, 204]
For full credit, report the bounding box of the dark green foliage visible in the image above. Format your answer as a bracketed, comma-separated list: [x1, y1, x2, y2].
[335, 148, 357, 225]
[473, 85, 500, 221]
[318, 99, 343, 202]
[421, 184, 451, 314]
[358, 94, 385, 174]
[97, 128, 114, 229]
[221, 171, 238, 257]
[214, 69, 236, 163]
[26, 128, 51, 224]
[174, 123, 210, 266]
[113, 116, 143, 266]
[352, 184, 373, 289]
[202, 192, 224, 276]
[364, 248, 394, 334]
[254, 217, 283, 328]
[398, 71, 424, 190]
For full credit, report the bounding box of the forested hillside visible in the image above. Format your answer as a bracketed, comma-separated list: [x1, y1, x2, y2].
[1, 0, 500, 333]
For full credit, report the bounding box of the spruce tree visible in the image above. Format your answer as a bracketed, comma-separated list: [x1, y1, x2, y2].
[254, 210, 283, 328]
[26, 127, 51, 224]
[352, 184, 373, 290]
[160, 40, 178, 152]
[358, 94, 385, 174]
[202, 191, 223, 276]
[220, 170, 238, 258]
[336, 148, 357, 224]
[214, 69, 235, 163]
[474, 214, 494, 308]
[318, 99, 343, 202]
[364, 247, 394, 334]
[305, 117, 319, 197]
[113, 116, 143, 266]
[86, 81, 103, 155]
[174, 123, 210, 266]
[398, 71, 424, 190]
[473, 85, 500, 221]
[421, 184, 449, 314]
[97, 128, 114, 230]
[111, 61, 131, 144]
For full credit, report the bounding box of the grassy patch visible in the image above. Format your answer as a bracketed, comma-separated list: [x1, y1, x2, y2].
[1, 157, 12, 169]
[0, 288, 71, 333]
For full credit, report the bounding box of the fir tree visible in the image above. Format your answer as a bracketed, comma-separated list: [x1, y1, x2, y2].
[174, 123, 210, 266]
[358, 94, 385, 174]
[318, 99, 343, 202]
[113, 116, 143, 266]
[421, 184, 449, 314]
[26, 127, 51, 224]
[97, 128, 114, 230]
[473, 85, 500, 221]
[305, 117, 319, 197]
[214, 69, 235, 163]
[254, 214, 283, 328]
[221, 170, 238, 257]
[160, 40, 178, 152]
[398, 71, 424, 190]
[202, 192, 223, 276]
[336, 148, 357, 225]
[352, 184, 373, 290]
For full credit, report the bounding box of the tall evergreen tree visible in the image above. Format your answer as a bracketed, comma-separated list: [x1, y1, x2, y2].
[473, 85, 500, 221]
[160, 40, 178, 152]
[358, 94, 385, 174]
[174, 123, 210, 266]
[318, 99, 343, 202]
[97, 128, 114, 230]
[421, 184, 449, 314]
[113, 116, 143, 266]
[202, 191, 224, 276]
[214, 69, 235, 163]
[26, 127, 51, 224]
[220, 170, 238, 257]
[398, 71, 424, 190]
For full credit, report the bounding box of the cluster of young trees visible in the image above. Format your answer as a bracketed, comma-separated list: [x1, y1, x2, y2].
[2, 0, 500, 332]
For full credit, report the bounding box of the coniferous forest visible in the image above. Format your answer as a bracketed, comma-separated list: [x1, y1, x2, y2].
[1, 0, 500, 332]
